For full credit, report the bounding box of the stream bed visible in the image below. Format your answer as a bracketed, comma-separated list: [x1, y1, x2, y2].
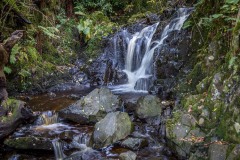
[0, 89, 176, 160]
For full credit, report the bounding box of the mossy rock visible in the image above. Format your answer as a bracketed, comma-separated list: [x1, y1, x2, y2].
[166, 111, 205, 158]
[0, 99, 34, 140]
[4, 136, 53, 150]
[196, 76, 212, 94]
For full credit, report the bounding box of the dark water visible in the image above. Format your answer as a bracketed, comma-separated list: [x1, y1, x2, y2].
[23, 88, 94, 112]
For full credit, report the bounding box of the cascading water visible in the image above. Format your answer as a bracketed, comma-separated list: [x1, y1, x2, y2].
[111, 8, 192, 93]
[52, 139, 66, 160]
[39, 111, 59, 125]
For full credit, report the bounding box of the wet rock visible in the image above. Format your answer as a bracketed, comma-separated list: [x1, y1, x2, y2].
[93, 111, 133, 148]
[120, 94, 141, 113]
[48, 82, 88, 92]
[59, 88, 121, 124]
[72, 71, 90, 85]
[121, 137, 148, 150]
[119, 151, 137, 160]
[146, 14, 160, 24]
[208, 143, 228, 160]
[136, 95, 162, 119]
[145, 115, 162, 126]
[67, 94, 81, 100]
[4, 136, 53, 150]
[0, 99, 34, 140]
[64, 147, 103, 160]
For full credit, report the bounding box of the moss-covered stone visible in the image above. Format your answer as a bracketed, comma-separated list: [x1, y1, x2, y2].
[196, 76, 212, 94]
[166, 111, 205, 158]
[0, 99, 34, 140]
[4, 136, 53, 150]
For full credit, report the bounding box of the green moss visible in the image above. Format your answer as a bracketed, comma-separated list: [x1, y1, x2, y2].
[187, 63, 206, 87]
[127, 11, 151, 23]
[196, 76, 212, 94]
[166, 110, 181, 139]
[0, 99, 23, 123]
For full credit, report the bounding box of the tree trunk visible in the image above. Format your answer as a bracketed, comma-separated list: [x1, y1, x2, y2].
[36, 31, 43, 54]
[66, 0, 74, 18]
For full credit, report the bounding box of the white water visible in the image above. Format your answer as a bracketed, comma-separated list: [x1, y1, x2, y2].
[52, 140, 66, 160]
[111, 8, 192, 93]
[38, 111, 59, 125]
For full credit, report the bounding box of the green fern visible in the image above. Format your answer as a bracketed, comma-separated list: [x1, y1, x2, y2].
[10, 44, 21, 64]
[4, 66, 12, 74]
[38, 26, 60, 39]
[3, 0, 19, 11]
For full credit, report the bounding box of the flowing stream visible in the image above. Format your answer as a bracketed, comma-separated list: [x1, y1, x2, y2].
[111, 8, 192, 93]
[1, 8, 194, 160]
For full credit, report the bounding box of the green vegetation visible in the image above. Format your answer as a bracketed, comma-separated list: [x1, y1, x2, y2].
[177, 0, 240, 145]
[0, 0, 173, 92]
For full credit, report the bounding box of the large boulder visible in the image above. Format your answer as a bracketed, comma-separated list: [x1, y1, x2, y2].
[4, 136, 53, 150]
[0, 99, 34, 140]
[93, 111, 133, 148]
[59, 88, 121, 124]
[136, 95, 162, 119]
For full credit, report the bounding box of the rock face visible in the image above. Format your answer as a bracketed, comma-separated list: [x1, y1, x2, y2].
[93, 111, 133, 148]
[4, 136, 53, 150]
[0, 99, 34, 140]
[136, 95, 162, 119]
[166, 112, 205, 158]
[59, 88, 121, 124]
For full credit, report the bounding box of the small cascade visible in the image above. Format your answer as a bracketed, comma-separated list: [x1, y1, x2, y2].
[73, 133, 91, 146]
[111, 8, 192, 93]
[52, 139, 66, 160]
[39, 111, 59, 125]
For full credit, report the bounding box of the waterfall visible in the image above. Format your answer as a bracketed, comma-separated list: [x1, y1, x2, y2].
[39, 111, 59, 125]
[111, 8, 192, 93]
[52, 139, 66, 160]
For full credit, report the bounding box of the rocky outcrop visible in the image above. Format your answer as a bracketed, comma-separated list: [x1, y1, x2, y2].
[59, 88, 121, 124]
[92, 111, 133, 148]
[166, 112, 205, 158]
[0, 99, 34, 140]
